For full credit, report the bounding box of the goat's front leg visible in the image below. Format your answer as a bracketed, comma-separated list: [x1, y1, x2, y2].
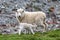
[18, 26, 23, 35]
[29, 27, 35, 34]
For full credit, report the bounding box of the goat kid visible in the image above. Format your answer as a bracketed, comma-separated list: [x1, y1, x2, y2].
[18, 23, 37, 35]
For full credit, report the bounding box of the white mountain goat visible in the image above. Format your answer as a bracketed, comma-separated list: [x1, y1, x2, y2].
[14, 10, 37, 35]
[16, 8, 48, 32]
[18, 23, 37, 35]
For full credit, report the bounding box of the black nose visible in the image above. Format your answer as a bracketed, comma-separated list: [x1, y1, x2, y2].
[19, 16, 21, 17]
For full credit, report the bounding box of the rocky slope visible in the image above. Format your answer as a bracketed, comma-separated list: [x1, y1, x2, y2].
[0, 0, 60, 34]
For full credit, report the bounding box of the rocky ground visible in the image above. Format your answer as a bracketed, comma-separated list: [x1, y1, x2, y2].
[0, 0, 60, 34]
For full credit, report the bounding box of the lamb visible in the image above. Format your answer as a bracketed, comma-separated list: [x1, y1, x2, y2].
[16, 8, 48, 32]
[18, 23, 37, 35]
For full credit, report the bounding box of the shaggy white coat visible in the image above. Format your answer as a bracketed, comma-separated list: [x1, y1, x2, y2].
[16, 8, 48, 32]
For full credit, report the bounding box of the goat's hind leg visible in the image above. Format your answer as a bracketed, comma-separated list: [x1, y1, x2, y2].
[40, 21, 46, 33]
[29, 27, 35, 34]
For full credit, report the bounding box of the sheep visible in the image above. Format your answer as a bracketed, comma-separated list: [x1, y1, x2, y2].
[18, 23, 37, 35]
[16, 8, 48, 32]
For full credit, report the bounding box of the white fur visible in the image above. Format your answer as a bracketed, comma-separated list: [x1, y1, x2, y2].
[18, 23, 37, 35]
[16, 8, 48, 32]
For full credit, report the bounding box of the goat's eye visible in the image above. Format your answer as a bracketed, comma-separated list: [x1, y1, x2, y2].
[22, 10, 24, 12]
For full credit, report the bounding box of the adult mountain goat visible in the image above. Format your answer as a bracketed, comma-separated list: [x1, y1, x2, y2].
[16, 8, 48, 32]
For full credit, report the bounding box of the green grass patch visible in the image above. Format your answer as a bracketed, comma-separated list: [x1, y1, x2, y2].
[0, 29, 60, 40]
